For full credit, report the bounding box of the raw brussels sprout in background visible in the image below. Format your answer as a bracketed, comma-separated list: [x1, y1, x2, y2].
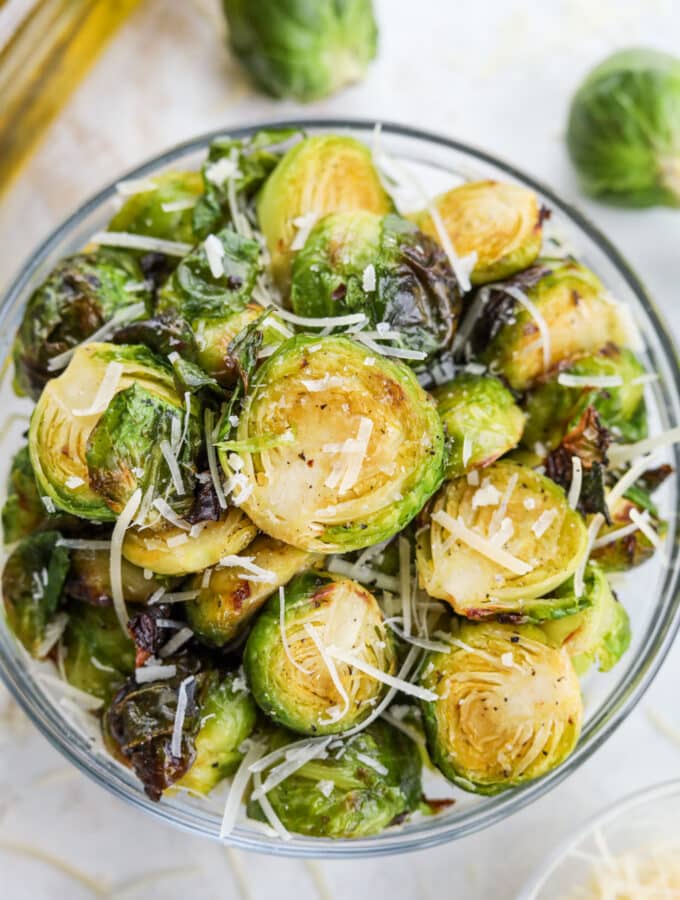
[2, 531, 70, 658]
[416, 461, 587, 615]
[567, 48, 680, 208]
[176, 672, 257, 795]
[186, 536, 320, 646]
[29, 342, 188, 521]
[244, 571, 396, 735]
[221, 334, 445, 552]
[291, 211, 462, 361]
[248, 720, 422, 838]
[257, 135, 393, 289]
[108, 171, 204, 245]
[12, 250, 150, 399]
[433, 374, 525, 479]
[62, 601, 135, 701]
[522, 345, 647, 454]
[473, 259, 626, 390]
[419, 621, 582, 794]
[222, 0, 378, 102]
[122, 508, 257, 576]
[412, 180, 544, 286]
[542, 564, 631, 675]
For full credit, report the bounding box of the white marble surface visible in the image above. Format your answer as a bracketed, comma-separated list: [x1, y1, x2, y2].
[1, 1, 680, 897]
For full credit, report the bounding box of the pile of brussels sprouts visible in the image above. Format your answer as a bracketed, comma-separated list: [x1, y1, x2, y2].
[1, 127, 669, 840]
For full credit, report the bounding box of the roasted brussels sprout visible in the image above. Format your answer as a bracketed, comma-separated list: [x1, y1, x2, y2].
[591, 495, 665, 572]
[472, 260, 626, 391]
[29, 343, 191, 521]
[220, 334, 445, 552]
[248, 720, 421, 838]
[290, 212, 462, 360]
[122, 508, 257, 576]
[257, 135, 392, 288]
[412, 181, 543, 286]
[176, 672, 257, 795]
[223, 0, 378, 102]
[62, 601, 135, 700]
[523, 345, 647, 454]
[419, 621, 582, 794]
[65, 549, 172, 607]
[542, 564, 631, 674]
[244, 571, 396, 735]
[567, 48, 680, 208]
[2, 446, 78, 543]
[186, 536, 320, 646]
[433, 374, 525, 479]
[12, 250, 150, 399]
[109, 171, 203, 244]
[416, 461, 587, 615]
[2, 531, 70, 657]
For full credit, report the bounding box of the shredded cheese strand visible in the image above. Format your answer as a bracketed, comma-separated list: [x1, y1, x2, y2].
[91, 231, 192, 256]
[279, 587, 312, 675]
[220, 742, 265, 838]
[303, 623, 350, 724]
[568, 456, 583, 510]
[72, 361, 124, 416]
[326, 647, 438, 702]
[432, 510, 532, 576]
[110, 489, 142, 631]
[608, 425, 680, 467]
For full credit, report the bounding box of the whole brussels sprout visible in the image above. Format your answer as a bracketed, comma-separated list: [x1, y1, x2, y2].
[186, 536, 320, 646]
[176, 671, 257, 795]
[65, 548, 173, 607]
[523, 345, 647, 454]
[471, 260, 626, 391]
[244, 571, 396, 735]
[419, 621, 582, 794]
[433, 374, 525, 479]
[29, 343, 190, 521]
[257, 135, 393, 288]
[223, 0, 378, 102]
[62, 601, 135, 701]
[108, 171, 204, 245]
[542, 564, 631, 674]
[248, 720, 421, 838]
[122, 508, 257, 576]
[412, 180, 544, 286]
[416, 461, 587, 615]
[290, 212, 462, 361]
[219, 334, 445, 553]
[567, 48, 680, 208]
[12, 250, 150, 399]
[2, 531, 70, 657]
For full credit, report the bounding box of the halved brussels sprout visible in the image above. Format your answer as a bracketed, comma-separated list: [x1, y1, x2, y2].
[433, 374, 525, 479]
[473, 260, 626, 391]
[257, 135, 393, 288]
[523, 345, 647, 454]
[186, 536, 320, 646]
[567, 48, 680, 208]
[223, 0, 378, 103]
[12, 249, 150, 399]
[244, 571, 396, 735]
[109, 171, 204, 245]
[2, 446, 78, 543]
[591, 495, 664, 572]
[419, 621, 582, 794]
[62, 601, 135, 700]
[248, 720, 421, 838]
[176, 671, 257, 795]
[416, 461, 588, 614]
[29, 343, 183, 520]
[542, 564, 631, 674]
[290, 211, 462, 361]
[122, 508, 257, 575]
[65, 549, 173, 607]
[220, 334, 445, 553]
[412, 181, 543, 286]
[2, 531, 70, 657]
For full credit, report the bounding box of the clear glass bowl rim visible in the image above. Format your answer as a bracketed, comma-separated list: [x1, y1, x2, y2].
[1, 117, 679, 858]
[518, 778, 680, 898]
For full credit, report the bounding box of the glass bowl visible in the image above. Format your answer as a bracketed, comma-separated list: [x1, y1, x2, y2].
[1, 120, 679, 858]
[519, 779, 680, 898]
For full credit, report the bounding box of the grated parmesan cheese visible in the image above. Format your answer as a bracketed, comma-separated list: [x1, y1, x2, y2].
[574, 513, 605, 597]
[160, 440, 186, 495]
[218, 554, 276, 583]
[568, 456, 583, 510]
[91, 231, 192, 257]
[64, 475, 85, 489]
[503, 284, 551, 371]
[531, 509, 558, 538]
[204, 409, 227, 509]
[158, 626, 193, 658]
[362, 264, 376, 292]
[557, 373, 623, 388]
[171, 676, 194, 758]
[152, 497, 190, 531]
[607, 454, 654, 511]
[220, 741, 265, 838]
[203, 234, 225, 278]
[135, 664, 177, 683]
[289, 212, 319, 251]
[303, 623, 350, 724]
[432, 510, 532, 576]
[355, 752, 388, 775]
[472, 480, 501, 508]
[608, 425, 680, 467]
[326, 647, 438, 702]
[110, 488, 142, 631]
[279, 587, 311, 675]
[72, 361, 124, 417]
